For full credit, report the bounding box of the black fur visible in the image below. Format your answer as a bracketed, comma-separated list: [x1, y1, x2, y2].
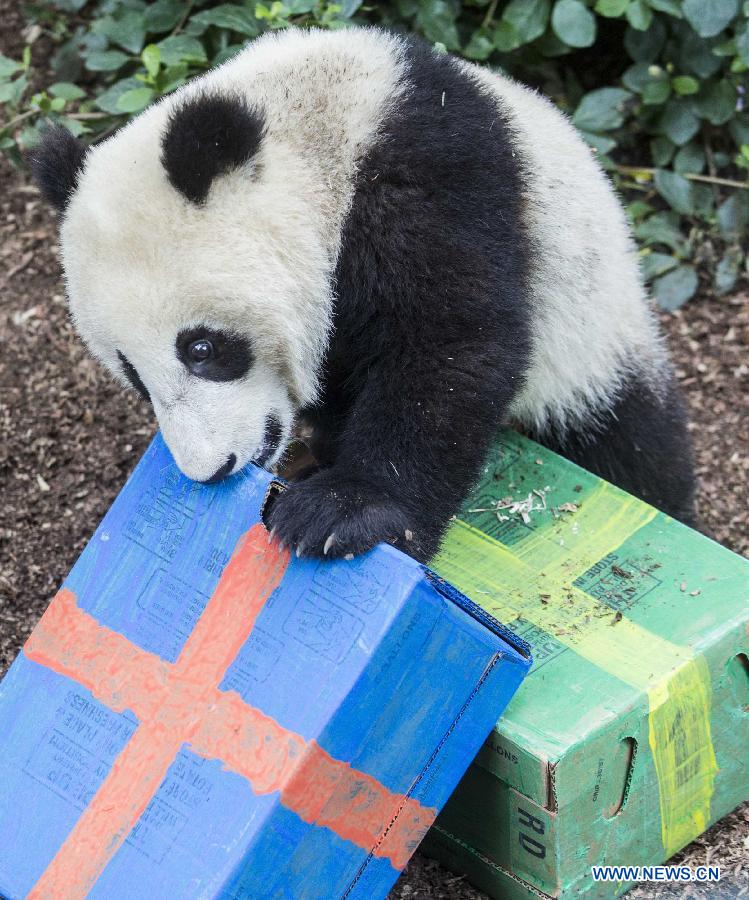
[175, 326, 254, 380]
[161, 93, 265, 204]
[530, 373, 696, 526]
[267, 39, 696, 559]
[28, 125, 87, 213]
[117, 351, 151, 402]
[268, 40, 532, 561]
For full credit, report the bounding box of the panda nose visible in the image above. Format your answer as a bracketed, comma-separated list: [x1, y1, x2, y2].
[202, 453, 236, 484]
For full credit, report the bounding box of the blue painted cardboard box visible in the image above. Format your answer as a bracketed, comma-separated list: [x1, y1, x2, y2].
[0, 436, 530, 899]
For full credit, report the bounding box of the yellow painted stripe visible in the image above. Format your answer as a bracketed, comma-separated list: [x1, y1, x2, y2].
[648, 657, 717, 856]
[434, 485, 717, 857]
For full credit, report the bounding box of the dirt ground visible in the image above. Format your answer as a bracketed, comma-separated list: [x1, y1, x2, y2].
[1, 68, 748, 900]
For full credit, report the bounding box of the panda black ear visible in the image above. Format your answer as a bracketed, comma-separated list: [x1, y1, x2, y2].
[28, 124, 88, 214]
[161, 93, 265, 205]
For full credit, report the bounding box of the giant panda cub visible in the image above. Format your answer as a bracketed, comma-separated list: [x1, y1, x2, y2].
[31, 26, 695, 563]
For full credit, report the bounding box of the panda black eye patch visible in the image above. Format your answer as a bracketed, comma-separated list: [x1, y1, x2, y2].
[117, 351, 150, 402]
[175, 327, 253, 381]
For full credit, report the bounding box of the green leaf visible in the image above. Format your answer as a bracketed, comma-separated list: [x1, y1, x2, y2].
[116, 86, 156, 113]
[58, 116, 90, 137]
[578, 129, 618, 153]
[712, 37, 737, 57]
[0, 74, 27, 105]
[729, 113, 749, 146]
[143, 0, 185, 33]
[502, 0, 550, 44]
[653, 265, 698, 310]
[48, 82, 86, 101]
[627, 199, 654, 222]
[0, 53, 22, 79]
[156, 35, 208, 65]
[673, 142, 705, 173]
[626, 0, 653, 31]
[622, 62, 655, 92]
[85, 49, 131, 72]
[338, 0, 363, 15]
[464, 28, 495, 60]
[18, 123, 42, 149]
[192, 5, 260, 36]
[650, 135, 675, 166]
[640, 250, 679, 280]
[737, 23, 749, 65]
[52, 39, 84, 83]
[142, 44, 161, 78]
[624, 18, 666, 61]
[682, 0, 738, 38]
[675, 25, 723, 77]
[692, 80, 737, 125]
[95, 11, 148, 54]
[95, 77, 143, 114]
[212, 45, 244, 67]
[534, 29, 571, 56]
[672, 75, 699, 95]
[654, 168, 694, 215]
[643, 78, 671, 105]
[594, 0, 628, 17]
[50, 97, 66, 112]
[649, 0, 682, 14]
[572, 87, 632, 131]
[493, 20, 522, 51]
[659, 98, 701, 145]
[692, 182, 714, 216]
[416, 1, 461, 51]
[551, 0, 596, 47]
[714, 252, 739, 294]
[635, 211, 688, 252]
[717, 192, 749, 235]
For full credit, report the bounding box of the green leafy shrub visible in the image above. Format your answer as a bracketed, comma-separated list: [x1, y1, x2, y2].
[1, 0, 748, 305]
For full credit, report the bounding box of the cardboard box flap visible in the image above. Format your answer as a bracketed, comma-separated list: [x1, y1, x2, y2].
[422, 570, 532, 661]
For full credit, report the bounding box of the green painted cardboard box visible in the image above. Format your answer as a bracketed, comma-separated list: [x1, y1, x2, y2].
[422, 430, 749, 899]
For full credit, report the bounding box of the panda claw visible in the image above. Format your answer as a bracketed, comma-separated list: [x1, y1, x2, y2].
[295, 543, 305, 558]
[323, 533, 336, 556]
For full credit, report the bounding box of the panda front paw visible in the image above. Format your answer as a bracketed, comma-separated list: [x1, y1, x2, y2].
[266, 469, 414, 560]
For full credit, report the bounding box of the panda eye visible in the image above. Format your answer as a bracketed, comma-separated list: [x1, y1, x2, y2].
[188, 338, 213, 362]
[176, 327, 253, 381]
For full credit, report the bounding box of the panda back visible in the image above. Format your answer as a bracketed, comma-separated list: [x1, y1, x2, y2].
[465, 65, 669, 435]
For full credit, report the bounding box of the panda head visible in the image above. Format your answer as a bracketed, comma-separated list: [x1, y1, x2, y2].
[29, 91, 334, 482]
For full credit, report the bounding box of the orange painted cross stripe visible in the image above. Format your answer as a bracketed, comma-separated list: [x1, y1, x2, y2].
[24, 524, 436, 899]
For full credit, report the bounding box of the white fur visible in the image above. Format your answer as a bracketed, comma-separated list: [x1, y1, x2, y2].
[61, 27, 408, 481]
[60, 26, 665, 482]
[464, 63, 668, 434]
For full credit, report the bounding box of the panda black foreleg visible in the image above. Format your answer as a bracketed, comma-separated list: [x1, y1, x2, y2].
[266, 347, 519, 562]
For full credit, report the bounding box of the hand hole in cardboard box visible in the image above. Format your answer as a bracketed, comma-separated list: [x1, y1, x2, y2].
[602, 736, 637, 820]
[727, 653, 749, 713]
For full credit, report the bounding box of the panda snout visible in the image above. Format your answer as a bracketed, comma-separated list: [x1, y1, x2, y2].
[201, 453, 237, 484]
